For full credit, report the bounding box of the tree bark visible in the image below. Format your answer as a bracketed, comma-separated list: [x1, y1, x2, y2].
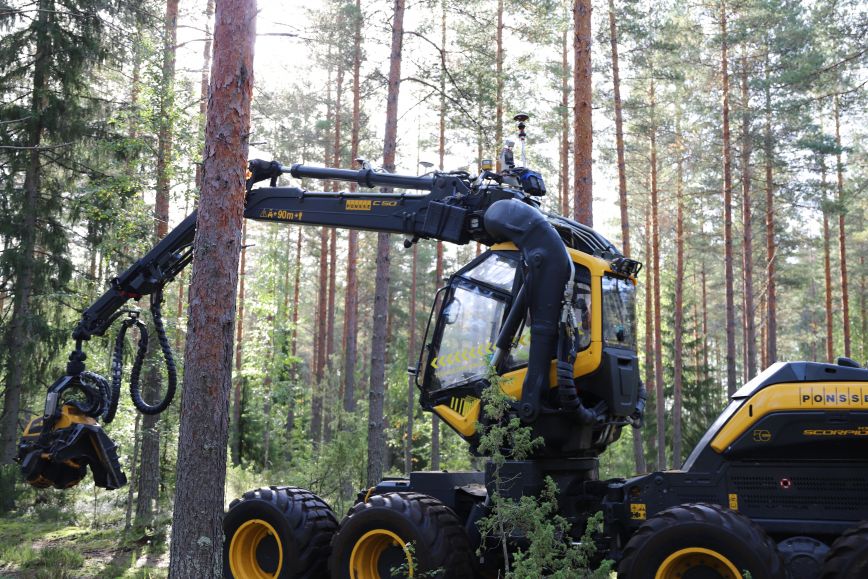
[822, 165, 834, 363]
[643, 203, 654, 469]
[672, 111, 684, 469]
[573, 0, 593, 226]
[368, 0, 405, 487]
[342, 0, 362, 414]
[609, 0, 629, 256]
[763, 46, 777, 364]
[230, 222, 247, 465]
[720, 0, 737, 396]
[168, 0, 255, 575]
[833, 94, 850, 358]
[311, 225, 328, 447]
[495, 0, 504, 170]
[136, 0, 179, 523]
[740, 55, 757, 379]
[558, 30, 567, 214]
[405, 244, 418, 475]
[649, 78, 664, 471]
[195, 0, 215, 190]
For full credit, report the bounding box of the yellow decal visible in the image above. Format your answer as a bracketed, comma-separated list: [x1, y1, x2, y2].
[259, 208, 303, 221]
[803, 426, 868, 437]
[728, 493, 738, 511]
[449, 396, 479, 417]
[711, 382, 868, 453]
[430, 343, 495, 370]
[630, 503, 646, 520]
[346, 199, 372, 211]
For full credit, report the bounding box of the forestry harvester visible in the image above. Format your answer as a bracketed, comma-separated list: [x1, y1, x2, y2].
[16, 117, 868, 579]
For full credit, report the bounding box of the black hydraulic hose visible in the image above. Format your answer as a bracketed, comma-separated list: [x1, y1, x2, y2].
[106, 317, 149, 423]
[483, 199, 571, 422]
[289, 163, 436, 191]
[129, 291, 177, 415]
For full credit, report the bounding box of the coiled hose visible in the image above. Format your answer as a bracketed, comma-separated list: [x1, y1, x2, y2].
[68, 290, 177, 423]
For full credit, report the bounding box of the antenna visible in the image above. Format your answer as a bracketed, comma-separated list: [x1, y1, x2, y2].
[513, 113, 529, 167]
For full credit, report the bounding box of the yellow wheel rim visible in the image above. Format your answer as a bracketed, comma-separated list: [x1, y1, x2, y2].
[349, 529, 414, 579]
[228, 518, 283, 579]
[655, 547, 742, 579]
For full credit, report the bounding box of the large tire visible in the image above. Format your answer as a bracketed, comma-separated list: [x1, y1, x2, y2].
[224, 486, 339, 579]
[329, 492, 474, 579]
[618, 503, 786, 579]
[820, 521, 868, 579]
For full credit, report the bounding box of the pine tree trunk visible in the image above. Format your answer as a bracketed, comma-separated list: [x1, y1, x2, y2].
[573, 0, 593, 226]
[494, 0, 504, 170]
[311, 225, 329, 447]
[231, 222, 247, 465]
[406, 245, 418, 475]
[672, 112, 684, 469]
[833, 94, 851, 358]
[342, 0, 362, 414]
[740, 55, 757, 379]
[168, 0, 255, 574]
[195, 0, 215, 190]
[763, 47, 777, 364]
[324, 227, 337, 441]
[560, 27, 570, 217]
[368, 0, 405, 487]
[643, 204, 655, 468]
[609, 0, 629, 256]
[0, 1, 47, 464]
[432, 14, 446, 469]
[720, 0, 737, 396]
[137, 0, 179, 523]
[823, 166, 834, 363]
[650, 79, 665, 471]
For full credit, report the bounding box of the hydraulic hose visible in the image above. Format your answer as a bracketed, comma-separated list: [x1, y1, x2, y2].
[128, 291, 177, 415]
[483, 199, 571, 422]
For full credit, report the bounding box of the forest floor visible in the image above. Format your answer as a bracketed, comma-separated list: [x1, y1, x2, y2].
[0, 516, 168, 578]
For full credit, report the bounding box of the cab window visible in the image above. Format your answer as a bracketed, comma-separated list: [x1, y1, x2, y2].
[602, 274, 636, 349]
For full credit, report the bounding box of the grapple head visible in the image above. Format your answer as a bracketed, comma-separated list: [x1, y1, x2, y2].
[17, 405, 126, 490]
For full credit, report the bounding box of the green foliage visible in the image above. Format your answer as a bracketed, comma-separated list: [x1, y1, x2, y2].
[475, 377, 613, 577]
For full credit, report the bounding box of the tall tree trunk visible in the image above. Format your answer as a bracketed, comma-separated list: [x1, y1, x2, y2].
[672, 111, 684, 469]
[740, 55, 757, 380]
[286, 227, 302, 442]
[609, 0, 629, 256]
[0, 0, 47, 464]
[231, 223, 247, 465]
[649, 79, 664, 471]
[573, 0, 593, 226]
[720, 0, 737, 396]
[324, 227, 337, 441]
[343, 0, 362, 413]
[137, 0, 179, 523]
[405, 245, 417, 475]
[195, 0, 215, 190]
[643, 204, 655, 468]
[822, 165, 834, 363]
[368, 0, 405, 487]
[432, 8, 446, 469]
[763, 46, 777, 364]
[495, 0, 504, 170]
[833, 94, 850, 358]
[311, 225, 329, 446]
[560, 27, 570, 217]
[168, 0, 255, 573]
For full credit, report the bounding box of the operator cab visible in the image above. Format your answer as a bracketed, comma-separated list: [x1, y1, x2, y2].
[416, 239, 643, 458]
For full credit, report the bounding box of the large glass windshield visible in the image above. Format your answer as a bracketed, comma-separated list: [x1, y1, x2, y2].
[602, 274, 637, 349]
[428, 281, 508, 391]
[463, 253, 517, 292]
